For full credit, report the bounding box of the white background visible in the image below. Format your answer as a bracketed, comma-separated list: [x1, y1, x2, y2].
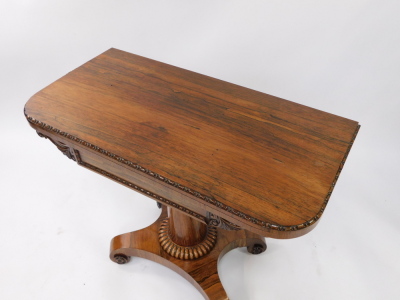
[1, 1, 399, 299]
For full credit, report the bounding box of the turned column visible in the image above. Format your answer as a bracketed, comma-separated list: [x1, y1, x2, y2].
[158, 207, 217, 260]
[167, 207, 208, 246]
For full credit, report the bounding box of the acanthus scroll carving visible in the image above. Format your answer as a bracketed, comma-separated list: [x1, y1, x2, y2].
[37, 132, 76, 161]
[206, 212, 241, 231]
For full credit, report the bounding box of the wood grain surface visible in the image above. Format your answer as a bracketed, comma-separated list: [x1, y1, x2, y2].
[25, 48, 359, 238]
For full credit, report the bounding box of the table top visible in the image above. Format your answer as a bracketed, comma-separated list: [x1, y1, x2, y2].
[25, 48, 359, 238]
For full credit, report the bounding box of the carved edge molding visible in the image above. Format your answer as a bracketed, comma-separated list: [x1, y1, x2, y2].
[74, 151, 207, 223]
[28, 116, 360, 232]
[159, 218, 217, 260]
[36, 131, 206, 223]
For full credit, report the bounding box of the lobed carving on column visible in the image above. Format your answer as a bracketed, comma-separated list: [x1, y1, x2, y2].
[158, 218, 217, 260]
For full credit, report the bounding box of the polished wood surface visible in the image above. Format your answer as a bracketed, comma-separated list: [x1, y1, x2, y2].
[167, 206, 208, 247]
[24, 48, 359, 239]
[159, 207, 217, 260]
[25, 48, 359, 300]
[110, 205, 266, 300]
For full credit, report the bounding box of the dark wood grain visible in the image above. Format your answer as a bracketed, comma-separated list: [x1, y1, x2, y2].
[25, 48, 359, 239]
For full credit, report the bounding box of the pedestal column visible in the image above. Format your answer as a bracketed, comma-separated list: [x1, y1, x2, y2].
[158, 207, 217, 260]
[167, 207, 208, 246]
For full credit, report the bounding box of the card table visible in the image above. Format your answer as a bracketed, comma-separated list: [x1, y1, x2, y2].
[25, 48, 359, 299]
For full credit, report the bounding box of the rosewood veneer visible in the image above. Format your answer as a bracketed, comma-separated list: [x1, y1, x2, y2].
[25, 48, 359, 299]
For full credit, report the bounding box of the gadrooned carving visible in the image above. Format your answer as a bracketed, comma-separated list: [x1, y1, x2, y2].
[27, 115, 360, 232]
[158, 218, 217, 260]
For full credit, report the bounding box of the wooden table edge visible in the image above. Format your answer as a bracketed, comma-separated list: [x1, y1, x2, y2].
[25, 108, 360, 239]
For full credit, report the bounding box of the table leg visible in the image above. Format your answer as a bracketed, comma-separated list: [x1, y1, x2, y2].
[110, 205, 266, 300]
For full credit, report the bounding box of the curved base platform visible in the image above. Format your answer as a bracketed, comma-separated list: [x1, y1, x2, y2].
[110, 206, 266, 300]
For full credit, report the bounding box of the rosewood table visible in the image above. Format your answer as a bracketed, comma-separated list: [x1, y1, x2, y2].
[25, 48, 359, 300]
